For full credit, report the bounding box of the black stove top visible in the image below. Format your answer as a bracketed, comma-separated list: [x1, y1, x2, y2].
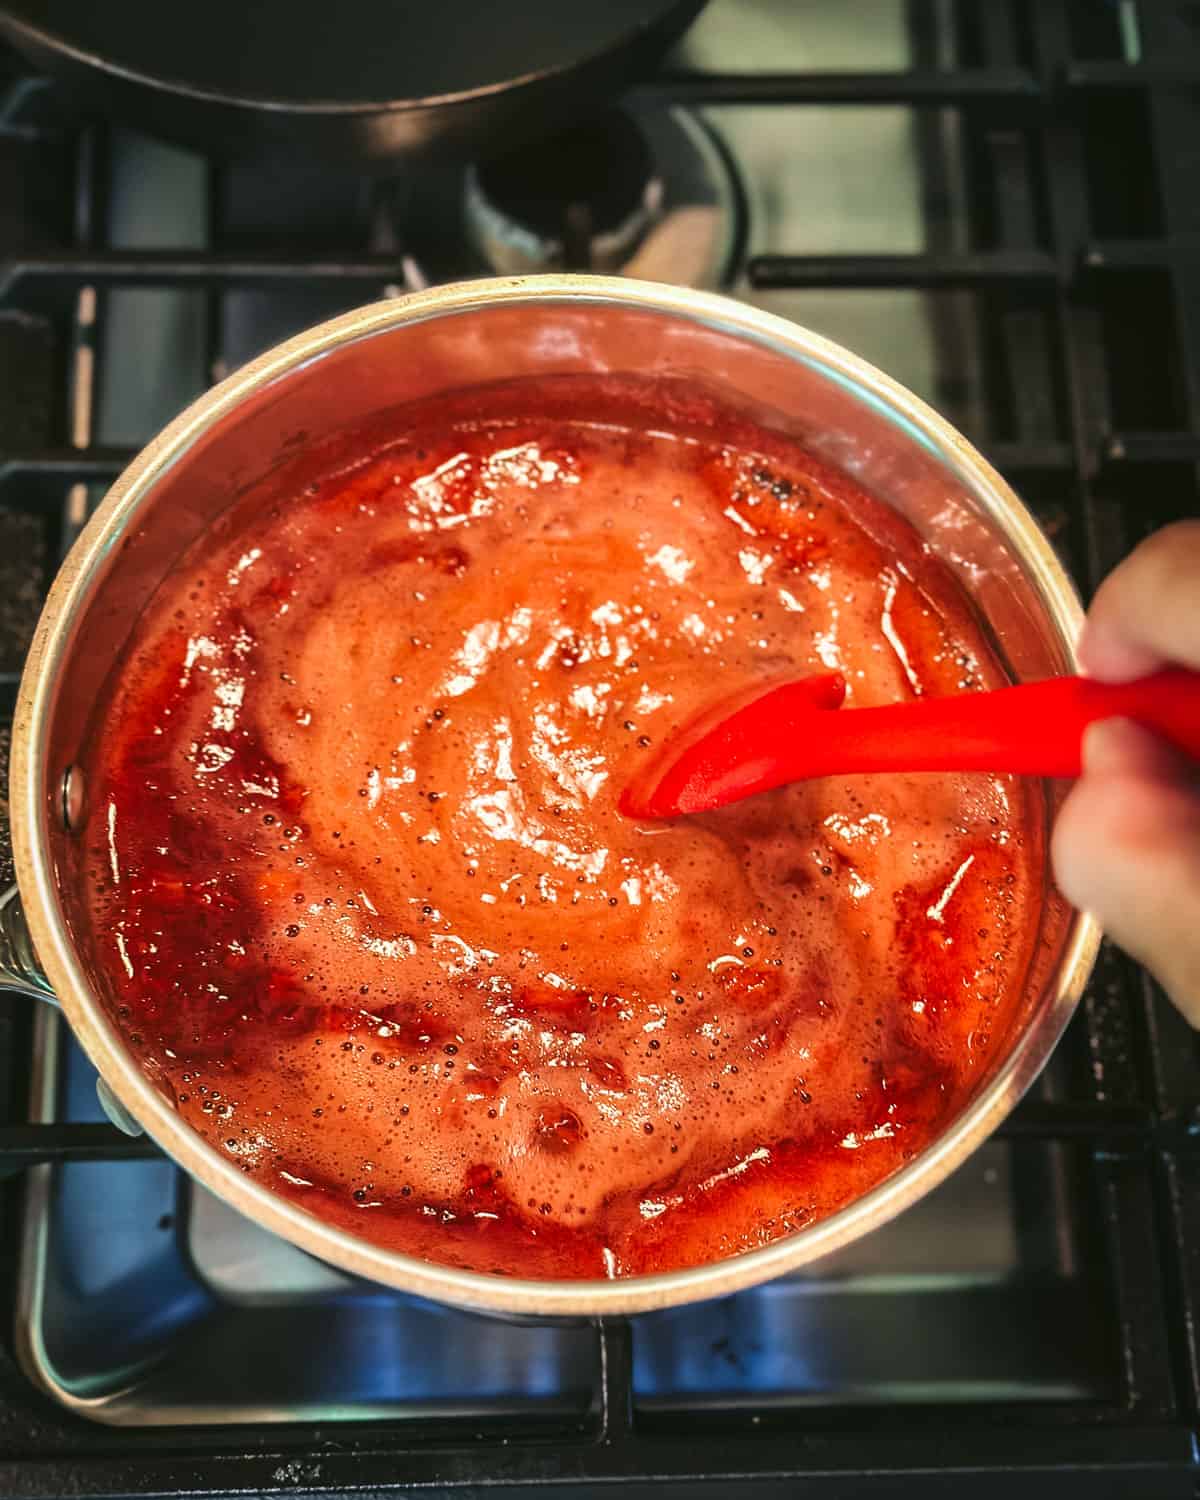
[2, 1, 1200, 1495]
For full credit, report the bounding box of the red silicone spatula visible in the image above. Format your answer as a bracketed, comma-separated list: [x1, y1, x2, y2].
[620, 667, 1200, 821]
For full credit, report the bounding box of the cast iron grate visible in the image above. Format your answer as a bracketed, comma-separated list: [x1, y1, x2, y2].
[0, 1, 1199, 1495]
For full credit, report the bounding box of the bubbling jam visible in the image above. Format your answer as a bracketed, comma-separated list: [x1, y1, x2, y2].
[78, 379, 1042, 1279]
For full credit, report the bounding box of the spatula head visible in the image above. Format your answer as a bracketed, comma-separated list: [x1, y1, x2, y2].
[620, 671, 847, 820]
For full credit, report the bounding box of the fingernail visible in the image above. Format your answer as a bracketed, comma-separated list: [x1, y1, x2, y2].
[1076, 620, 1161, 682]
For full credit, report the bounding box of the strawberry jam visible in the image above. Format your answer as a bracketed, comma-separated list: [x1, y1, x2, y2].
[76, 377, 1042, 1279]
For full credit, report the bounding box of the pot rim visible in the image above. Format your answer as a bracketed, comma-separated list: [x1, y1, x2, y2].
[10, 274, 1102, 1316]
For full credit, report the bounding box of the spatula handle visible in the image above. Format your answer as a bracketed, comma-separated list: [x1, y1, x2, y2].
[798, 667, 1200, 779]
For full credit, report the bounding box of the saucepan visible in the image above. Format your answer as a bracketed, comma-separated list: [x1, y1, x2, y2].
[0, 276, 1101, 1317]
[0, 0, 706, 162]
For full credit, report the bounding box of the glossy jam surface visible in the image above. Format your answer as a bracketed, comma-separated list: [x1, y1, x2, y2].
[79, 389, 1042, 1278]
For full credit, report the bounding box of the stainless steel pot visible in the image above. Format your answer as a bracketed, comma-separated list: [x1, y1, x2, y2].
[1, 275, 1101, 1317]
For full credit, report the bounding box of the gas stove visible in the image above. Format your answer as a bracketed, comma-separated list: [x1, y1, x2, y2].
[2, 1, 1200, 1495]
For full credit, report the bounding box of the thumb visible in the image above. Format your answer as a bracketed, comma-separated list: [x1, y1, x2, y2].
[1051, 719, 1200, 1024]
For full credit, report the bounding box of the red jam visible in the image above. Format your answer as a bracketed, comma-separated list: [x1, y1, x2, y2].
[77, 379, 1042, 1279]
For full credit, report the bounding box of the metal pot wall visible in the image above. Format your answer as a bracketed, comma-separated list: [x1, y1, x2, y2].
[0, 277, 1101, 1317]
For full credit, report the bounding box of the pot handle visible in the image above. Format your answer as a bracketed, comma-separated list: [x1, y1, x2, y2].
[0, 883, 57, 1006]
[0, 883, 145, 1138]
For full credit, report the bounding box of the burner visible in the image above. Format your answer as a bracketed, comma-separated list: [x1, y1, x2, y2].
[397, 105, 742, 291]
[465, 109, 661, 274]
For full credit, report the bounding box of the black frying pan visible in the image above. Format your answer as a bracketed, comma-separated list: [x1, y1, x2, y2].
[0, 0, 706, 162]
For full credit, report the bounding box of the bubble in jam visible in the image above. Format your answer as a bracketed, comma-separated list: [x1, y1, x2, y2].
[74, 376, 1043, 1279]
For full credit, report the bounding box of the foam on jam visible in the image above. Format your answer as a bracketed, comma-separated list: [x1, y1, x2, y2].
[78, 387, 1043, 1279]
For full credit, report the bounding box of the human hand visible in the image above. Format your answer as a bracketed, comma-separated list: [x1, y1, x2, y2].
[1051, 520, 1200, 1022]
